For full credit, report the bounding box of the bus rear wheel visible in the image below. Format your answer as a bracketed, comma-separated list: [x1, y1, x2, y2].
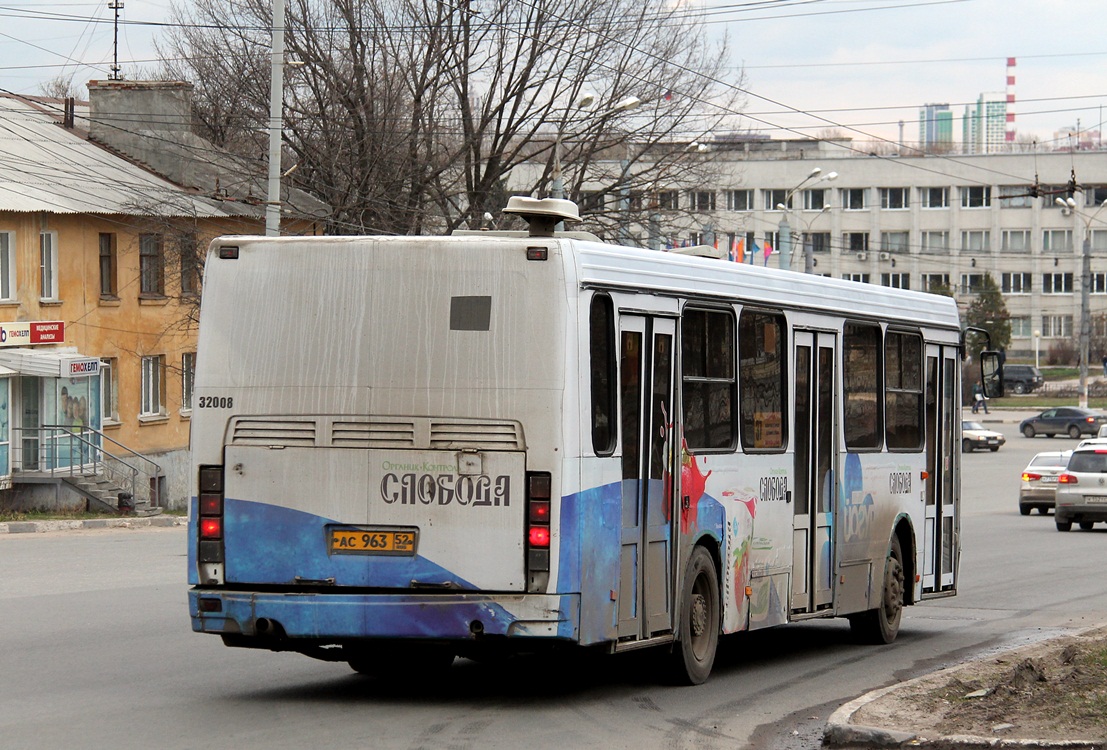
[850, 536, 904, 644]
[668, 546, 719, 685]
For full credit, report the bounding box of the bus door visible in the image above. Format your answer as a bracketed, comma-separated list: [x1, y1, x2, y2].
[791, 331, 837, 614]
[923, 345, 959, 592]
[617, 314, 676, 640]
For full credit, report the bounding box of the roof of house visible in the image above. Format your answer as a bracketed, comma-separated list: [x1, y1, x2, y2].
[0, 91, 328, 222]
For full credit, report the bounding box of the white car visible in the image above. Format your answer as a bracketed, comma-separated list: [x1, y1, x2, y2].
[962, 420, 1006, 452]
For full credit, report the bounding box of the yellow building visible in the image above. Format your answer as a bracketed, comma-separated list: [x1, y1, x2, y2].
[0, 84, 326, 511]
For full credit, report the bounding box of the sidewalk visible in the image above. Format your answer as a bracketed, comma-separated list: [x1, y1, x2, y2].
[0, 514, 186, 534]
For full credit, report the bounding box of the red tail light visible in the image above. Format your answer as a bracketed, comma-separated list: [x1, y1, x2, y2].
[1087, 417, 1096, 424]
[1022, 472, 1041, 482]
[526, 471, 552, 573]
[198, 465, 225, 563]
[1059, 473, 1078, 484]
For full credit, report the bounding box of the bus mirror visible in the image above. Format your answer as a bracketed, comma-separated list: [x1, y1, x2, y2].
[980, 351, 1003, 399]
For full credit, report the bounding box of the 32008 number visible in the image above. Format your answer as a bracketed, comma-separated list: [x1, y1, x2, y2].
[198, 396, 234, 408]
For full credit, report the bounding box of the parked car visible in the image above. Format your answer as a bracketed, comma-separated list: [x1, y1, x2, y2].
[1002, 364, 1044, 394]
[962, 420, 1005, 452]
[1020, 407, 1107, 439]
[1019, 450, 1071, 515]
[1055, 447, 1107, 531]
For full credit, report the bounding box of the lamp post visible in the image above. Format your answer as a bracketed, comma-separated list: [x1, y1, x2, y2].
[552, 94, 640, 232]
[1034, 329, 1041, 369]
[265, 0, 287, 236]
[776, 168, 837, 272]
[1056, 195, 1107, 407]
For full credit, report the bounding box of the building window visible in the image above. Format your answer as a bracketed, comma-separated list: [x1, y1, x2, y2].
[0, 232, 14, 301]
[688, 190, 716, 212]
[1042, 272, 1074, 294]
[1086, 186, 1107, 207]
[885, 331, 923, 450]
[576, 191, 604, 212]
[140, 234, 165, 296]
[881, 273, 910, 289]
[961, 230, 990, 253]
[844, 322, 882, 450]
[845, 232, 869, 254]
[181, 352, 196, 412]
[921, 274, 950, 293]
[99, 233, 117, 297]
[140, 355, 165, 417]
[1043, 229, 1073, 254]
[998, 185, 1034, 208]
[1092, 273, 1107, 294]
[880, 188, 909, 210]
[804, 232, 831, 254]
[101, 358, 118, 423]
[961, 185, 992, 208]
[920, 231, 949, 254]
[40, 231, 58, 300]
[959, 273, 985, 294]
[921, 187, 949, 208]
[179, 235, 199, 295]
[1001, 230, 1031, 253]
[763, 189, 789, 211]
[881, 231, 910, 254]
[684, 308, 737, 451]
[738, 309, 785, 451]
[1010, 316, 1032, 337]
[843, 273, 870, 283]
[726, 190, 753, 211]
[1001, 272, 1032, 294]
[843, 188, 866, 210]
[802, 189, 828, 211]
[1041, 315, 1073, 338]
[658, 190, 679, 211]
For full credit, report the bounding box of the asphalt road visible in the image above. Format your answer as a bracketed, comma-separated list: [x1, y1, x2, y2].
[1, 411, 1104, 750]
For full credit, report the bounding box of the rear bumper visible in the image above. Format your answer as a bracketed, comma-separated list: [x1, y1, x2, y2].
[1055, 506, 1107, 523]
[189, 589, 580, 642]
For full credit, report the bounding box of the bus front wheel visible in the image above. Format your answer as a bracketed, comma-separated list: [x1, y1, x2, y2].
[669, 546, 720, 685]
[850, 536, 904, 645]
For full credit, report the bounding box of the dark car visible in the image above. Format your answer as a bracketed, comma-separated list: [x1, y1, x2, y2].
[1002, 364, 1044, 394]
[1020, 407, 1107, 439]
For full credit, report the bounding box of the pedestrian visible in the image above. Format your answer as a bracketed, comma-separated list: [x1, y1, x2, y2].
[1101, 353, 1107, 378]
[971, 382, 988, 414]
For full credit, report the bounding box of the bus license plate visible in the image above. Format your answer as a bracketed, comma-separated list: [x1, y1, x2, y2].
[330, 527, 418, 556]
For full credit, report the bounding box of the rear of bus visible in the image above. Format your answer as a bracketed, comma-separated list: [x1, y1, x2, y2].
[188, 235, 577, 669]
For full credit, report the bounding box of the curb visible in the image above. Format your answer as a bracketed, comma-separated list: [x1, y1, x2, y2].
[823, 636, 1106, 750]
[0, 515, 186, 534]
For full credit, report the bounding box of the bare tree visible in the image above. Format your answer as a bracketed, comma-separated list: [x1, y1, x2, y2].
[39, 75, 86, 101]
[159, 0, 742, 236]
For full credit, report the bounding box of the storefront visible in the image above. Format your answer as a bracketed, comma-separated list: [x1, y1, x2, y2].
[0, 323, 101, 485]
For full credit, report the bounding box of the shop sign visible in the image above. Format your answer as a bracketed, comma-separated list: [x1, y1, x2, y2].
[0, 321, 65, 347]
[67, 359, 100, 377]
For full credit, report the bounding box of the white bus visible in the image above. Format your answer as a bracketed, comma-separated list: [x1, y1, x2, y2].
[188, 198, 988, 684]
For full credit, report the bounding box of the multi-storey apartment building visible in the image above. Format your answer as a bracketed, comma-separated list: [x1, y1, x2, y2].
[591, 139, 1107, 363]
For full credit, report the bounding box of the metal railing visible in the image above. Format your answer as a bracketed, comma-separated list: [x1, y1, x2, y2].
[12, 425, 163, 507]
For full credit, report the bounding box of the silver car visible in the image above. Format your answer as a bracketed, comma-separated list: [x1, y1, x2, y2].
[1019, 451, 1071, 515]
[1055, 447, 1107, 531]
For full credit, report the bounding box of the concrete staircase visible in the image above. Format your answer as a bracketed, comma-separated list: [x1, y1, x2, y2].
[62, 474, 160, 516]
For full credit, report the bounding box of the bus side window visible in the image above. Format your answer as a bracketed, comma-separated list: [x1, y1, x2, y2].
[885, 331, 923, 450]
[681, 308, 736, 451]
[738, 310, 787, 451]
[590, 294, 617, 455]
[844, 322, 883, 450]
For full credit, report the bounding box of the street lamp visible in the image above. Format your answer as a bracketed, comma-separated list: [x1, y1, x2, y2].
[551, 94, 640, 231]
[776, 169, 838, 272]
[1056, 195, 1107, 407]
[1034, 329, 1041, 369]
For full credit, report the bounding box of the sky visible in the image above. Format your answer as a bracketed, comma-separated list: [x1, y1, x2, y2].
[1, 0, 1104, 148]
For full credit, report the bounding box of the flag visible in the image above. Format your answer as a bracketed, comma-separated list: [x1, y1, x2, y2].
[664, 90, 673, 102]
[763, 242, 773, 266]
[713, 236, 719, 251]
[735, 237, 745, 263]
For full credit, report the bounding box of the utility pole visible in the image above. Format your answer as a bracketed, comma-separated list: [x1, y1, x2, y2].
[265, 0, 287, 237]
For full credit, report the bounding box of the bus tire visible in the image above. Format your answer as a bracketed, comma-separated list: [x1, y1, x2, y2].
[669, 546, 720, 685]
[850, 535, 904, 645]
[347, 644, 454, 677]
